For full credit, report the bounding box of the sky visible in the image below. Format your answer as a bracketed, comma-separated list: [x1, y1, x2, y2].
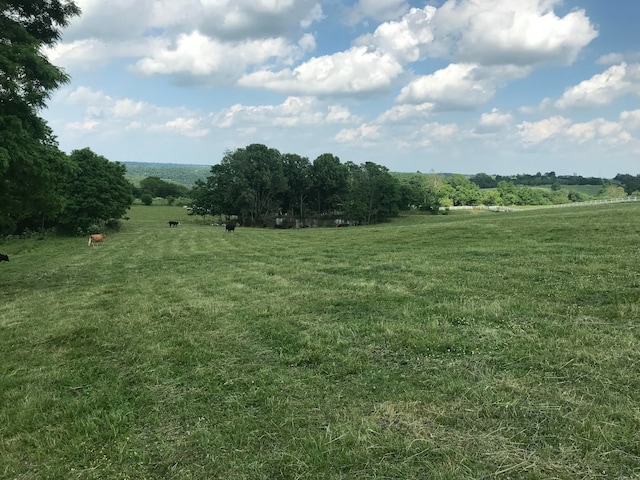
[41, 0, 640, 177]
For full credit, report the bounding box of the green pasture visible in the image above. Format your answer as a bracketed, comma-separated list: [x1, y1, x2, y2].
[1, 204, 639, 479]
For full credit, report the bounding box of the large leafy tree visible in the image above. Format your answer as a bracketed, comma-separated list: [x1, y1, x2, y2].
[310, 153, 348, 215]
[344, 162, 400, 224]
[400, 173, 441, 213]
[57, 148, 133, 233]
[281, 153, 311, 219]
[195, 144, 287, 226]
[0, 0, 81, 234]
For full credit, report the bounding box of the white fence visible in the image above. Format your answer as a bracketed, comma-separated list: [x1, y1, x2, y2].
[442, 196, 639, 212]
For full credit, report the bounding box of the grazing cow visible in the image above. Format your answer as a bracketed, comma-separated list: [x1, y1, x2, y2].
[168, 221, 180, 227]
[225, 222, 236, 232]
[88, 233, 106, 246]
[0, 253, 9, 262]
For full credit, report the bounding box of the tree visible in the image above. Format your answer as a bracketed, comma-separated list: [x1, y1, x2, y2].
[470, 172, 497, 188]
[400, 174, 441, 213]
[0, 0, 81, 235]
[344, 162, 400, 224]
[599, 185, 627, 199]
[194, 144, 287, 226]
[281, 153, 312, 220]
[310, 153, 348, 214]
[138, 176, 188, 199]
[57, 148, 134, 233]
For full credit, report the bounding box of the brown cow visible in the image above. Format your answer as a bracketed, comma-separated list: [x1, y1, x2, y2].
[88, 233, 106, 246]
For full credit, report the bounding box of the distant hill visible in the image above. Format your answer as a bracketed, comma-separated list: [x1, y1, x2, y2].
[123, 162, 210, 187]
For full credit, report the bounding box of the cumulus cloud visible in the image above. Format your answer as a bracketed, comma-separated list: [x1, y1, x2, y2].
[335, 124, 381, 145]
[517, 115, 571, 144]
[566, 119, 630, 145]
[133, 32, 313, 84]
[555, 63, 640, 108]
[474, 108, 514, 134]
[66, 0, 322, 41]
[429, 0, 597, 65]
[597, 52, 640, 65]
[356, 6, 436, 64]
[421, 122, 458, 141]
[397, 63, 529, 110]
[56, 87, 209, 137]
[149, 117, 210, 137]
[348, 0, 410, 24]
[47, 0, 323, 80]
[515, 115, 632, 147]
[216, 97, 360, 127]
[620, 109, 640, 130]
[237, 46, 403, 96]
[195, 0, 323, 40]
[359, 0, 596, 67]
[375, 103, 434, 124]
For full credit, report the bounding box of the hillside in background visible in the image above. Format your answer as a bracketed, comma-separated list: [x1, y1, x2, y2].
[124, 162, 210, 187]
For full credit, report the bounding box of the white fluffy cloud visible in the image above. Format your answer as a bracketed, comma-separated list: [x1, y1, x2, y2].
[335, 124, 381, 145]
[397, 63, 529, 109]
[474, 108, 514, 134]
[517, 115, 633, 146]
[133, 32, 314, 83]
[566, 119, 631, 145]
[555, 63, 640, 108]
[429, 0, 597, 65]
[375, 103, 434, 124]
[216, 97, 360, 127]
[356, 7, 436, 64]
[238, 46, 403, 96]
[361, 0, 596, 67]
[56, 87, 209, 138]
[518, 116, 571, 144]
[620, 109, 640, 130]
[349, 0, 410, 24]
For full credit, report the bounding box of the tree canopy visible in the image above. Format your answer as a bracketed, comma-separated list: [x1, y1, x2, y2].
[1, 0, 81, 235]
[190, 144, 402, 226]
[56, 148, 134, 233]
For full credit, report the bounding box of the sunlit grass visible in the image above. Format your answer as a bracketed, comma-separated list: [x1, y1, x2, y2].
[1, 204, 639, 478]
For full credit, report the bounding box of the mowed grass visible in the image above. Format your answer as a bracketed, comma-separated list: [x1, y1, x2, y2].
[1, 205, 640, 479]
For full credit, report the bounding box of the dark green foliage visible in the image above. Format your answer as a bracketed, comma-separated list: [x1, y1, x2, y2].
[280, 153, 312, 219]
[0, 0, 81, 235]
[124, 163, 209, 187]
[614, 173, 640, 195]
[469, 172, 497, 188]
[138, 176, 189, 199]
[310, 153, 349, 214]
[56, 148, 134, 233]
[0, 0, 81, 109]
[141, 193, 153, 206]
[344, 162, 400, 224]
[191, 145, 403, 226]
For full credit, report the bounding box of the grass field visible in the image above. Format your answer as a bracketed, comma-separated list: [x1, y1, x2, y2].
[1, 205, 639, 479]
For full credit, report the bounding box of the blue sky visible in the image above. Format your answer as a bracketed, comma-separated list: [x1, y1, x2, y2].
[42, 0, 640, 177]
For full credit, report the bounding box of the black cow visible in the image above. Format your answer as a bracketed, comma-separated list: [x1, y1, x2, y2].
[225, 222, 236, 232]
[168, 221, 180, 227]
[0, 253, 9, 262]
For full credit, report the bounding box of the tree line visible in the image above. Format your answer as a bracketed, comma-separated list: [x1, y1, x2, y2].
[188, 145, 636, 227]
[3, 2, 638, 236]
[189, 144, 401, 227]
[1, 1, 133, 236]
